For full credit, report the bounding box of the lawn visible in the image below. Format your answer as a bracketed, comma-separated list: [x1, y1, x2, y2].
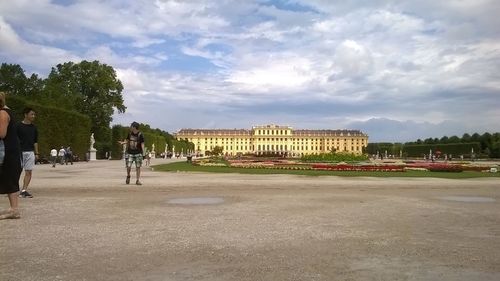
[153, 162, 500, 179]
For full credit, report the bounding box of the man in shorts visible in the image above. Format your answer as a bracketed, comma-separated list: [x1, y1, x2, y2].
[119, 122, 145, 185]
[16, 107, 38, 198]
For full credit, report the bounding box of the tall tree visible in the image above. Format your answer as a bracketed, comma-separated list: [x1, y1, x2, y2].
[44, 60, 126, 142]
[480, 132, 492, 151]
[461, 133, 471, 143]
[470, 133, 481, 146]
[0, 63, 43, 97]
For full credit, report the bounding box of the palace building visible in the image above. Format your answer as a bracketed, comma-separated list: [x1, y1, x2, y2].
[175, 124, 369, 157]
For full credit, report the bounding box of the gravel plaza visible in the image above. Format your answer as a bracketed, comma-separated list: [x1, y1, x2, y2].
[1, 158, 499, 281]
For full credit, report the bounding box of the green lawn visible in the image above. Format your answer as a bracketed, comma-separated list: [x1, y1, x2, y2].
[153, 162, 500, 179]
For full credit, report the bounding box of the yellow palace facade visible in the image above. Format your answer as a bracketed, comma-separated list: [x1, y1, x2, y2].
[175, 124, 368, 157]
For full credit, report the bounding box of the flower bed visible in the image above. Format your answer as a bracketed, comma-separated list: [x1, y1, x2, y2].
[311, 164, 405, 172]
[461, 165, 492, 172]
[195, 157, 496, 174]
[427, 164, 463, 172]
[405, 163, 463, 172]
[195, 162, 227, 167]
[228, 160, 312, 170]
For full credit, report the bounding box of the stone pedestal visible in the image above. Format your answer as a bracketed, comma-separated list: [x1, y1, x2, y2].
[89, 149, 97, 161]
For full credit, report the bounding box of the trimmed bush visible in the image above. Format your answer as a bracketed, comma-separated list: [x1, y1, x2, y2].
[8, 95, 91, 160]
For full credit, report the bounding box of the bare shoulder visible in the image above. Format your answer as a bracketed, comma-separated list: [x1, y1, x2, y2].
[0, 109, 9, 119]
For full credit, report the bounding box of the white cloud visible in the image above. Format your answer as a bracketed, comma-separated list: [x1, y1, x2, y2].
[0, 16, 80, 72]
[226, 53, 314, 91]
[332, 40, 374, 79]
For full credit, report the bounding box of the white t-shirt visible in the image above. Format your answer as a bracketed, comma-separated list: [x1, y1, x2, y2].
[58, 149, 65, 157]
[50, 149, 57, 157]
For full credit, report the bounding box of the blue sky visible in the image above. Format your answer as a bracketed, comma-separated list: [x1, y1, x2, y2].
[1, 0, 499, 142]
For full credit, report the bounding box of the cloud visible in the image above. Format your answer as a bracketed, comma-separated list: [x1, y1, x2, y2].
[0, 16, 80, 73]
[331, 40, 374, 79]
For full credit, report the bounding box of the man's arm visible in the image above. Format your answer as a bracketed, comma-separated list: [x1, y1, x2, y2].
[34, 143, 39, 160]
[34, 127, 39, 159]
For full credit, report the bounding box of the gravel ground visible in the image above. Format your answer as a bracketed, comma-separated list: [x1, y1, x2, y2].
[1, 158, 499, 281]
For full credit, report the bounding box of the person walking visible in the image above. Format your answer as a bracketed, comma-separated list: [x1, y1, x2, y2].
[119, 122, 145, 185]
[50, 147, 57, 167]
[0, 92, 22, 219]
[65, 146, 73, 165]
[17, 107, 38, 198]
[58, 146, 66, 165]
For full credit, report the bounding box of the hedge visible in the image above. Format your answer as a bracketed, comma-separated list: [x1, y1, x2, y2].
[7, 95, 91, 160]
[403, 143, 481, 157]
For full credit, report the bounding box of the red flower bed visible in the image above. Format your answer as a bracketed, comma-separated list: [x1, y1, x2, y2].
[427, 164, 463, 172]
[405, 163, 464, 172]
[311, 164, 404, 172]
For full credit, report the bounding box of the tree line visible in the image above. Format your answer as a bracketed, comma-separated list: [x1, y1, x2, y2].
[0, 61, 189, 159]
[365, 132, 500, 158]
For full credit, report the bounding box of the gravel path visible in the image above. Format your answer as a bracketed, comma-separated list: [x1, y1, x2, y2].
[1, 159, 499, 281]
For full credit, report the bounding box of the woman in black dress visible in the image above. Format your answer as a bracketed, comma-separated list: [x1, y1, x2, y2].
[0, 92, 22, 219]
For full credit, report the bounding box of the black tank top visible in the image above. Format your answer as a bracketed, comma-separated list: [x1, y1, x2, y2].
[0, 107, 20, 159]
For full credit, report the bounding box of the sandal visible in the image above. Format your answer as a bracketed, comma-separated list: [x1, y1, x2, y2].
[126, 176, 130, 184]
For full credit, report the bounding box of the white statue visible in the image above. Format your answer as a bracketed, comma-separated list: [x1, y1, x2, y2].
[152, 143, 155, 153]
[90, 133, 96, 150]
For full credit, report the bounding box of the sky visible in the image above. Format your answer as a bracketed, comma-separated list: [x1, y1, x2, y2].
[1, 0, 499, 142]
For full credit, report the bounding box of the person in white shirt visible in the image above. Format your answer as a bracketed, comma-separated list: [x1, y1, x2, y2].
[50, 148, 57, 167]
[58, 146, 66, 165]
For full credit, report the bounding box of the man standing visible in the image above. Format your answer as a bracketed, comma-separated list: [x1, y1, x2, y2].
[17, 107, 38, 198]
[119, 122, 145, 185]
